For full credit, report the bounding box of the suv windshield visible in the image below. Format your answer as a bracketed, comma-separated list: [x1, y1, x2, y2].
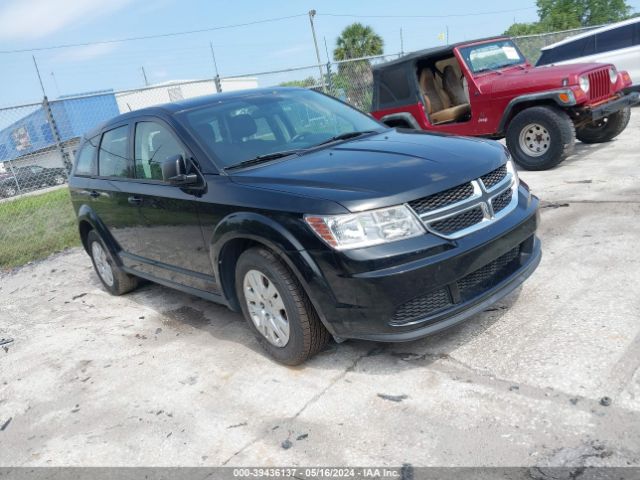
[459, 40, 526, 74]
[180, 89, 384, 169]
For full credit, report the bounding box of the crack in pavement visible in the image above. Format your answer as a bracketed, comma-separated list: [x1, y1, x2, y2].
[220, 345, 381, 465]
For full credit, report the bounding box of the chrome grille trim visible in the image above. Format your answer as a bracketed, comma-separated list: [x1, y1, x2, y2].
[408, 162, 519, 240]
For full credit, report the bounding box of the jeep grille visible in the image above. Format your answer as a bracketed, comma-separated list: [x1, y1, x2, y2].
[588, 68, 613, 102]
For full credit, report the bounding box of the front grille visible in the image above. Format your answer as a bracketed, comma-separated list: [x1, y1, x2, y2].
[392, 288, 451, 324]
[458, 247, 521, 300]
[430, 207, 484, 234]
[588, 68, 612, 101]
[391, 246, 522, 325]
[480, 165, 507, 189]
[408, 182, 474, 214]
[492, 189, 513, 213]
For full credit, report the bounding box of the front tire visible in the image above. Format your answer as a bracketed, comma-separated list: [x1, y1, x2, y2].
[235, 247, 330, 365]
[87, 230, 138, 295]
[506, 106, 575, 171]
[576, 106, 631, 144]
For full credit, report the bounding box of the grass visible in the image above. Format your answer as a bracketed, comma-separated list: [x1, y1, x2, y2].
[0, 188, 80, 270]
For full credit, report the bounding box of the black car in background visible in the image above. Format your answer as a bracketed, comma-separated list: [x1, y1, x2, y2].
[0, 164, 68, 197]
[68, 88, 541, 364]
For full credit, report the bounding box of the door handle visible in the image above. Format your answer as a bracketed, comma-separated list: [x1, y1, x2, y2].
[128, 195, 143, 205]
[89, 190, 100, 198]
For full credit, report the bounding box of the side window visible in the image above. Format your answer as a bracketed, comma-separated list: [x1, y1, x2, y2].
[596, 25, 634, 53]
[134, 121, 186, 181]
[75, 136, 98, 176]
[98, 126, 131, 177]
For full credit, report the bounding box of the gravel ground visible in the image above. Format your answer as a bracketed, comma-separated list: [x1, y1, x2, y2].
[0, 110, 639, 467]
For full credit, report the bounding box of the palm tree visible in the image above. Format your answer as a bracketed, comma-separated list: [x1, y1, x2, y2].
[332, 23, 384, 111]
[333, 23, 384, 61]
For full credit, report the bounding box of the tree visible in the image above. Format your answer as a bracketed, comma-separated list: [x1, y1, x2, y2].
[333, 23, 384, 61]
[279, 76, 318, 88]
[504, 0, 633, 35]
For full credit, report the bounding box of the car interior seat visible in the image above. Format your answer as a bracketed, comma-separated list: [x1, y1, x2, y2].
[419, 68, 471, 125]
[443, 65, 469, 106]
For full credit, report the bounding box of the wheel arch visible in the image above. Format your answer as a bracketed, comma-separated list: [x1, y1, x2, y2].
[499, 92, 574, 134]
[76, 204, 123, 264]
[211, 212, 337, 335]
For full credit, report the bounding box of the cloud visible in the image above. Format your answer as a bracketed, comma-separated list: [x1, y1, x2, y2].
[269, 45, 311, 59]
[53, 43, 118, 62]
[0, 0, 135, 41]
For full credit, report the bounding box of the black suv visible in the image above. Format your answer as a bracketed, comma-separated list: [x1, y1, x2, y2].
[68, 88, 541, 364]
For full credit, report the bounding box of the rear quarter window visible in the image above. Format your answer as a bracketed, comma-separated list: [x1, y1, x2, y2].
[74, 136, 99, 176]
[596, 24, 635, 53]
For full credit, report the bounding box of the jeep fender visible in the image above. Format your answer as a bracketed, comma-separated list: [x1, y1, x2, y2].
[210, 212, 337, 333]
[498, 91, 575, 134]
[76, 204, 123, 265]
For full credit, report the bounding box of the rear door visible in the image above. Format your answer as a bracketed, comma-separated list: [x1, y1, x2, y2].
[90, 123, 143, 259]
[130, 118, 216, 292]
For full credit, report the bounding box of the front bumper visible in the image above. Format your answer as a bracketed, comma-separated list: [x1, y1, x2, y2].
[590, 92, 640, 121]
[304, 187, 540, 342]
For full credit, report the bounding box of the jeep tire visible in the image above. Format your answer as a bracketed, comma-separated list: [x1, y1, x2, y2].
[576, 106, 631, 144]
[235, 247, 330, 365]
[506, 106, 575, 171]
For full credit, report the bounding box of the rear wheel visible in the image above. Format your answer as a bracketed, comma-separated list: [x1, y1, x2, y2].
[2, 185, 18, 197]
[576, 106, 631, 144]
[235, 247, 330, 365]
[506, 106, 575, 171]
[87, 230, 138, 295]
[51, 174, 66, 186]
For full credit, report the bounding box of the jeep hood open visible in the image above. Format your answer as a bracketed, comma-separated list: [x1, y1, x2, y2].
[229, 130, 507, 212]
[480, 62, 613, 97]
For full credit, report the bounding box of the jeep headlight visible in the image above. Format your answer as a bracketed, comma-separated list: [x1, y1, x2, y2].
[609, 67, 618, 83]
[305, 205, 424, 249]
[579, 75, 590, 93]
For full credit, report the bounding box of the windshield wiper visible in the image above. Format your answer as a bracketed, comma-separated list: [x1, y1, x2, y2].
[224, 149, 302, 171]
[313, 130, 378, 147]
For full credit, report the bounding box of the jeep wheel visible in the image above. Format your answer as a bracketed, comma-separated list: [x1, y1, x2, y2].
[235, 247, 330, 365]
[576, 106, 631, 144]
[87, 230, 138, 295]
[506, 106, 575, 171]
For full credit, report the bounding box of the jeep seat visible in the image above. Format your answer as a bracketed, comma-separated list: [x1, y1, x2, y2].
[419, 68, 470, 125]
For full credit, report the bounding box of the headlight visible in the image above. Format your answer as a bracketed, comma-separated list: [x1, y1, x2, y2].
[609, 67, 618, 83]
[579, 75, 590, 93]
[305, 205, 424, 250]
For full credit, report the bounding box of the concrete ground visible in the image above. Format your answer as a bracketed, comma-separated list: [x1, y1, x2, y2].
[1, 111, 639, 468]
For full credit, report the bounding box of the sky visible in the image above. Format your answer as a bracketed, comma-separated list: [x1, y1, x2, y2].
[0, 0, 637, 107]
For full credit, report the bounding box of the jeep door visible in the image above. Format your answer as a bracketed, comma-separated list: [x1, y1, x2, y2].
[129, 118, 216, 292]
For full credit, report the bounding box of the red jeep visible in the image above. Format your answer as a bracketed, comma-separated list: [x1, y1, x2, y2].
[370, 37, 639, 170]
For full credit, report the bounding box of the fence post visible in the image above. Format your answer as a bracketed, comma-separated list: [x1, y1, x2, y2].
[214, 75, 222, 93]
[325, 61, 333, 94]
[42, 96, 71, 173]
[5, 158, 21, 194]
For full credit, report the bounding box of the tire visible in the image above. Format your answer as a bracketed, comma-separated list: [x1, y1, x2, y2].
[506, 106, 575, 171]
[3, 185, 18, 197]
[576, 106, 631, 144]
[52, 174, 66, 186]
[235, 247, 330, 365]
[87, 230, 138, 295]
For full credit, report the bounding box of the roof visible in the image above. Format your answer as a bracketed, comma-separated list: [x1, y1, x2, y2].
[372, 36, 509, 71]
[541, 17, 640, 51]
[82, 87, 303, 138]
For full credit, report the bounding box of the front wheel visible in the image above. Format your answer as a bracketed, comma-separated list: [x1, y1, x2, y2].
[576, 106, 631, 144]
[235, 247, 330, 365]
[506, 106, 575, 171]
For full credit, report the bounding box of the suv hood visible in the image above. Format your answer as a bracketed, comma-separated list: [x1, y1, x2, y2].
[229, 130, 506, 212]
[482, 62, 612, 96]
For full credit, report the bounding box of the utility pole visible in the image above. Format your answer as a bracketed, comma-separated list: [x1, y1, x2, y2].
[400, 28, 404, 56]
[308, 10, 326, 92]
[33, 56, 69, 172]
[210, 42, 222, 93]
[141, 66, 149, 86]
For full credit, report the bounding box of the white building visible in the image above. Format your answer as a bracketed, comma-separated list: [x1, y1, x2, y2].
[115, 78, 258, 113]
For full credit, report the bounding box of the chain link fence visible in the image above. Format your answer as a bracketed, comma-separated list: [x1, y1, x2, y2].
[512, 25, 602, 64]
[0, 26, 603, 269]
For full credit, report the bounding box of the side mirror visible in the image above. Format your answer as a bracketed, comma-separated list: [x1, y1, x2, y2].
[161, 154, 199, 186]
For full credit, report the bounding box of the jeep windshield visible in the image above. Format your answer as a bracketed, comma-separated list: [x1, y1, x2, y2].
[181, 89, 385, 169]
[459, 40, 526, 74]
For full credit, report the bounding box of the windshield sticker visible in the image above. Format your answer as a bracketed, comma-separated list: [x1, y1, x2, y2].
[503, 46, 520, 60]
